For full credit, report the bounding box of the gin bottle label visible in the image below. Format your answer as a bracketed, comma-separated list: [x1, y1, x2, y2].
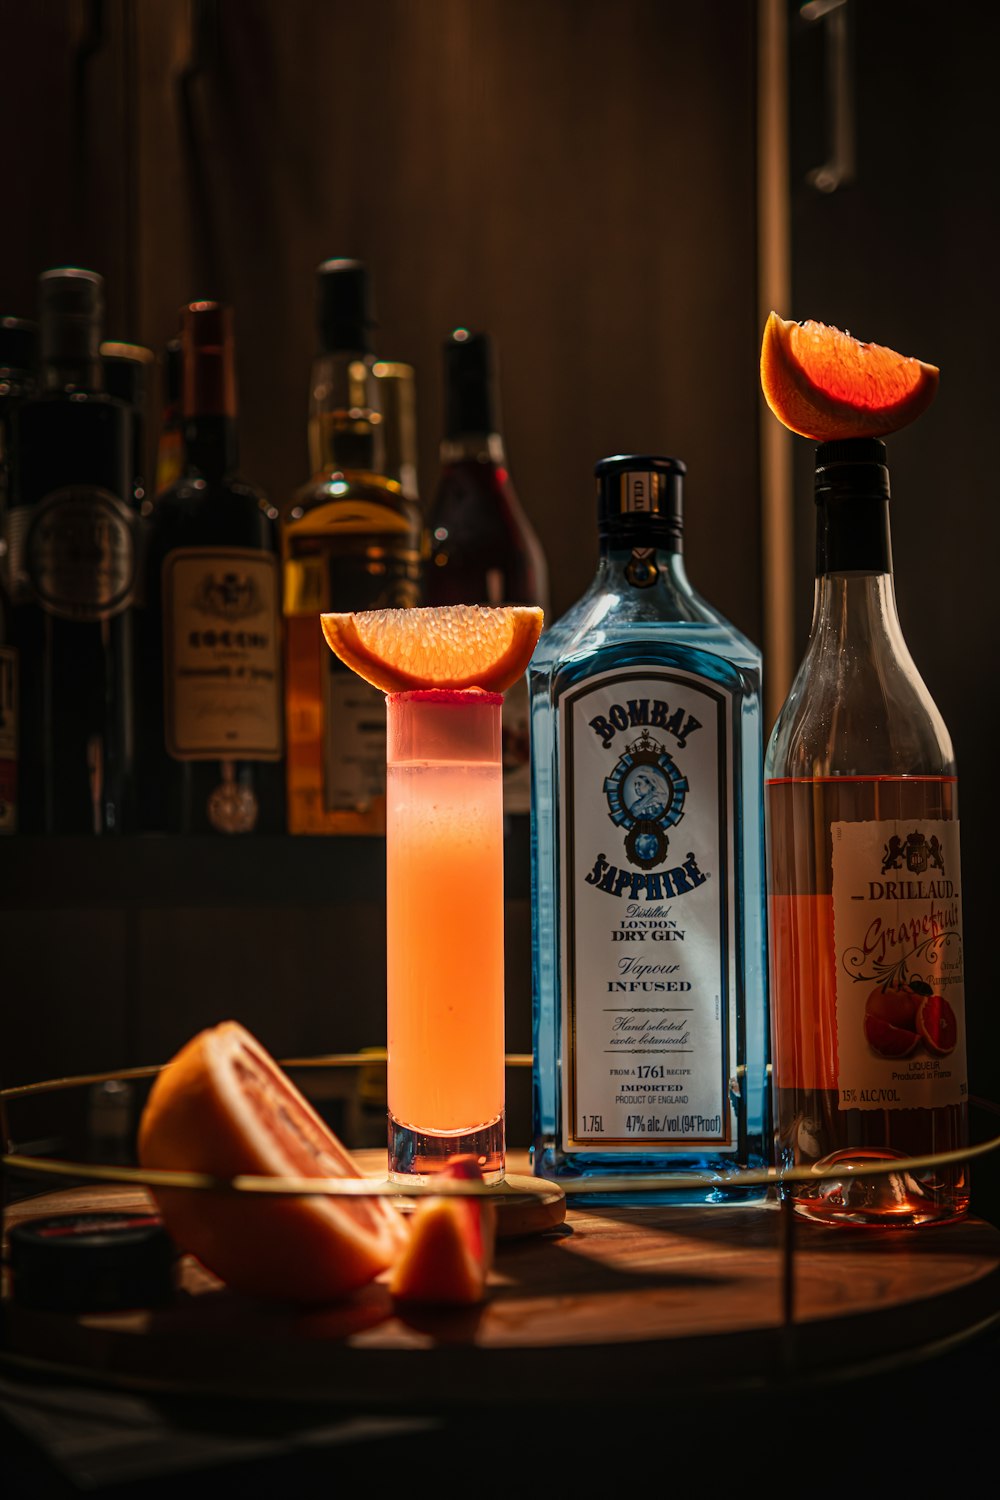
[163, 547, 282, 760]
[558, 667, 735, 1151]
[831, 817, 967, 1109]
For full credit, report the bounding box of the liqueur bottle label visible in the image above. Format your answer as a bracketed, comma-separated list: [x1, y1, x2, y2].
[558, 667, 735, 1152]
[24, 487, 136, 620]
[831, 817, 967, 1109]
[164, 547, 282, 760]
[0, 643, 16, 833]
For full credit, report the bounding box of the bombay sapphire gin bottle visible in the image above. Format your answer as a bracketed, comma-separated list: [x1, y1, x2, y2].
[529, 455, 770, 1202]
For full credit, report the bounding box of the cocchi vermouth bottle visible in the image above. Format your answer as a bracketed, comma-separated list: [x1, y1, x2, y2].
[280, 259, 422, 834]
[135, 301, 284, 835]
[529, 454, 770, 1202]
[766, 437, 969, 1227]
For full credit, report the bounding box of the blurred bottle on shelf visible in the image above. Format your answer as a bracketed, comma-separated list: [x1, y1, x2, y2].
[280, 258, 422, 835]
[7, 269, 136, 833]
[135, 300, 284, 835]
[101, 341, 154, 513]
[0, 316, 36, 835]
[424, 329, 548, 814]
[154, 337, 183, 501]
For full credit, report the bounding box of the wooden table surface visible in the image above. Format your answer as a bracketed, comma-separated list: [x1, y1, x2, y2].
[3, 1150, 999, 1411]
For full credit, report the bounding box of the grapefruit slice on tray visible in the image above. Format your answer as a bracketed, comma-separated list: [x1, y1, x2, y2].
[389, 1155, 497, 1307]
[760, 311, 939, 441]
[137, 1021, 408, 1304]
[319, 603, 544, 694]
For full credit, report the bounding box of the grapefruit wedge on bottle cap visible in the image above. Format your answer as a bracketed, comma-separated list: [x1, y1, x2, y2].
[760, 311, 939, 441]
[320, 603, 544, 694]
[137, 1021, 408, 1303]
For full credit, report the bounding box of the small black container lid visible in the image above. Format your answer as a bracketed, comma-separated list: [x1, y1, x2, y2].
[8, 1210, 177, 1313]
[443, 329, 497, 438]
[0, 315, 37, 375]
[595, 453, 686, 543]
[315, 258, 375, 355]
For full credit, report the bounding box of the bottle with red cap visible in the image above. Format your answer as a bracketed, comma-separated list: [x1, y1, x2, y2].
[135, 300, 284, 835]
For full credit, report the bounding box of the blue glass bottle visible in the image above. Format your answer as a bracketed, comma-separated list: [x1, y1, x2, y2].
[529, 455, 770, 1203]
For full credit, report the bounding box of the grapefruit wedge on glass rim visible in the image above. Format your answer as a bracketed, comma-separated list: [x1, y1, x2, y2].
[319, 603, 544, 694]
[137, 1021, 408, 1303]
[760, 311, 940, 441]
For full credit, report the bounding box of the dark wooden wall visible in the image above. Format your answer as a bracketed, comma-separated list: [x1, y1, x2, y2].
[786, 1, 1000, 1164]
[0, 2, 762, 1149]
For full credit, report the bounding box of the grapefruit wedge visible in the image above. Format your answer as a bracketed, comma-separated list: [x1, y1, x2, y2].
[760, 311, 939, 441]
[320, 603, 543, 695]
[388, 1155, 497, 1306]
[137, 1021, 408, 1304]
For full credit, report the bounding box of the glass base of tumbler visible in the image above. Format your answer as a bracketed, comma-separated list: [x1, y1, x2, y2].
[388, 1113, 505, 1185]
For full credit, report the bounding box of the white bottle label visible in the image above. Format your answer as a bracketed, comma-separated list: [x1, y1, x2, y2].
[831, 818, 967, 1109]
[163, 547, 282, 760]
[323, 665, 387, 812]
[558, 668, 735, 1151]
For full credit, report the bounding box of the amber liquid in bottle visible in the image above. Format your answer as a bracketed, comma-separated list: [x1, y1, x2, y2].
[765, 439, 969, 1227]
[281, 260, 421, 835]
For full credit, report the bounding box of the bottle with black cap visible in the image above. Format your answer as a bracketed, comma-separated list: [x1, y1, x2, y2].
[135, 300, 284, 835]
[765, 436, 969, 1228]
[280, 257, 422, 835]
[1, 316, 36, 835]
[424, 329, 548, 816]
[101, 340, 155, 514]
[7, 268, 136, 833]
[529, 454, 769, 1201]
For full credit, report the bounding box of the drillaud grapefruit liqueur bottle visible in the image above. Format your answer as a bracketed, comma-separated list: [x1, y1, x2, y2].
[529, 454, 770, 1203]
[765, 437, 969, 1227]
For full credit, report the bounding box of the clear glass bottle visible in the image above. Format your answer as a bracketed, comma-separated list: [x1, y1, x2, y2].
[135, 301, 284, 835]
[765, 437, 969, 1227]
[425, 329, 548, 816]
[7, 269, 136, 834]
[280, 258, 422, 835]
[529, 454, 770, 1202]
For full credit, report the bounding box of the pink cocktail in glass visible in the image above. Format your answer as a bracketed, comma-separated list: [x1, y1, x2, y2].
[385, 688, 505, 1183]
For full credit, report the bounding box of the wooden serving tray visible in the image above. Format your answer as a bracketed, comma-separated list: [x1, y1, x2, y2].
[3, 1154, 999, 1408]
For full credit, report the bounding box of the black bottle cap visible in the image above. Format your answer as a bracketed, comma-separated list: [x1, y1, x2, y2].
[38, 266, 104, 368]
[0, 315, 37, 376]
[101, 342, 154, 408]
[8, 1211, 177, 1313]
[443, 329, 497, 438]
[316, 258, 375, 354]
[814, 437, 891, 502]
[595, 453, 686, 543]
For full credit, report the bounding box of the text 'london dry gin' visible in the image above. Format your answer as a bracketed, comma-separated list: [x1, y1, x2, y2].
[765, 438, 968, 1227]
[529, 455, 770, 1202]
